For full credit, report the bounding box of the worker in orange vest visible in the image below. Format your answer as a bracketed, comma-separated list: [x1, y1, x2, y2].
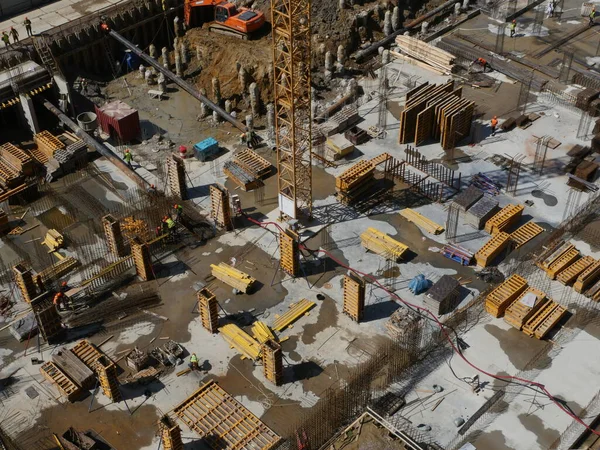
[53, 292, 65, 311]
[491, 116, 499, 136]
[474, 57, 491, 72]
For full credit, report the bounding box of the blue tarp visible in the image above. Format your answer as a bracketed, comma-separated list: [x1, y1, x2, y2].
[408, 274, 430, 295]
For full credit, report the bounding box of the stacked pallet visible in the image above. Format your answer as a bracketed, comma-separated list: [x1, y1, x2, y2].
[399, 208, 444, 234]
[504, 288, 547, 330]
[587, 278, 600, 301]
[522, 300, 567, 339]
[0, 158, 23, 189]
[360, 227, 409, 262]
[223, 160, 262, 191]
[556, 256, 595, 285]
[0, 143, 34, 176]
[335, 160, 376, 204]
[510, 222, 544, 249]
[398, 81, 475, 150]
[537, 242, 580, 280]
[53, 348, 95, 389]
[484, 274, 528, 318]
[484, 204, 524, 235]
[234, 149, 272, 179]
[394, 35, 455, 74]
[574, 259, 600, 293]
[34, 130, 65, 158]
[210, 263, 256, 293]
[474, 232, 511, 267]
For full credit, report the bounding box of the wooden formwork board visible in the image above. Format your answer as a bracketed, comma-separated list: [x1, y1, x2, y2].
[556, 255, 595, 285]
[234, 149, 272, 179]
[173, 380, 281, 450]
[405, 82, 429, 101]
[574, 259, 600, 293]
[0, 159, 22, 188]
[262, 340, 283, 386]
[522, 300, 567, 339]
[399, 208, 444, 234]
[96, 357, 122, 402]
[510, 222, 544, 249]
[484, 204, 525, 235]
[40, 362, 82, 402]
[210, 263, 255, 293]
[434, 95, 462, 140]
[0, 142, 33, 175]
[538, 241, 574, 270]
[415, 105, 435, 146]
[219, 324, 262, 360]
[335, 160, 375, 191]
[474, 232, 511, 268]
[343, 274, 366, 321]
[34, 130, 65, 158]
[485, 274, 528, 318]
[198, 288, 219, 333]
[441, 100, 473, 150]
[587, 278, 600, 301]
[504, 288, 547, 330]
[251, 321, 276, 344]
[272, 299, 316, 332]
[361, 227, 409, 261]
[546, 247, 580, 280]
[71, 340, 106, 371]
[38, 256, 80, 284]
[279, 228, 299, 277]
[210, 184, 232, 230]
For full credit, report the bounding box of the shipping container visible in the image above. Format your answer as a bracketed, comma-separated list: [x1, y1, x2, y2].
[95, 100, 141, 143]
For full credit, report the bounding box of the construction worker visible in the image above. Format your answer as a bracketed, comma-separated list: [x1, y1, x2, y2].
[147, 183, 157, 197]
[101, 23, 110, 33]
[60, 281, 69, 293]
[124, 148, 133, 169]
[24, 18, 32, 37]
[173, 204, 183, 221]
[190, 353, 199, 370]
[10, 27, 19, 43]
[473, 58, 491, 73]
[53, 292, 65, 311]
[163, 216, 176, 236]
[590, 7, 597, 27]
[490, 116, 498, 136]
[510, 19, 517, 37]
[546, 1, 554, 18]
[161, 216, 170, 234]
[2, 32, 10, 48]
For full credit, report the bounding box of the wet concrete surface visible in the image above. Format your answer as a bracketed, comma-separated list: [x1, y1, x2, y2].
[483, 324, 550, 371]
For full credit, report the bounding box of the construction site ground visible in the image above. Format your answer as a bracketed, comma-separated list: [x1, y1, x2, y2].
[2, 1, 600, 449]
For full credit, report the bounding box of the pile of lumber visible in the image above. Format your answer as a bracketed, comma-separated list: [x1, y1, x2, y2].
[360, 227, 409, 262]
[210, 263, 256, 293]
[0, 143, 34, 176]
[219, 324, 262, 360]
[251, 321, 277, 344]
[484, 274, 528, 318]
[536, 241, 580, 279]
[484, 204, 524, 235]
[556, 255, 595, 285]
[394, 35, 455, 74]
[233, 149, 272, 179]
[34, 130, 65, 158]
[474, 232, 511, 267]
[399, 208, 444, 234]
[398, 81, 475, 150]
[335, 159, 376, 205]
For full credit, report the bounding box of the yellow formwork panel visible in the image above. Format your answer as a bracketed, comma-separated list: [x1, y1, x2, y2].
[272, 299, 316, 332]
[399, 208, 444, 234]
[210, 263, 256, 293]
[219, 324, 262, 360]
[252, 321, 276, 344]
[360, 227, 409, 261]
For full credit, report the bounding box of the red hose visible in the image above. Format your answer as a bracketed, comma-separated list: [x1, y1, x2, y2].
[244, 215, 600, 437]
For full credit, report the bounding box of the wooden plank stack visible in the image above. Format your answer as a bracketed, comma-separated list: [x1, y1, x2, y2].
[223, 160, 262, 191]
[484, 204, 525, 235]
[394, 35, 455, 74]
[510, 222, 544, 248]
[537, 243, 580, 280]
[504, 288, 547, 330]
[360, 227, 409, 262]
[0, 143, 34, 176]
[219, 323, 262, 360]
[40, 361, 83, 402]
[272, 299, 316, 332]
[398, 81, 474, 150]
[34, 130, 65, 158]
[484, 274, 528, 318]
[399, 208, 444, 234]
[574, 259, 600, 293]
[234, 149, 272, 179]
[210, 263, 256, 293]
[522, 300, 567, 339]
[556, 255, 595, 285]
[52, 347, 95, 389]
[474, 232, 511, 267]
[335, 159, 376, 205]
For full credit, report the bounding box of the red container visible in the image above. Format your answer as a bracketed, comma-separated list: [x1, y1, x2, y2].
[95, 100, 141, 143]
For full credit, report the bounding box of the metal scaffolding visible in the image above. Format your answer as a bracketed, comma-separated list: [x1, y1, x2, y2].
[506, 154, 525, 196]
[272, 0, 313, 219]
[377, 65, 389, 138]
[446, 202, 460, 243]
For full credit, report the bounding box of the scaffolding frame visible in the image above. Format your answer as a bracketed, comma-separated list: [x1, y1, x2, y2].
[506, 153, 525, 196]
[446, 202, 460, 243]
[533, 135, 550, 175]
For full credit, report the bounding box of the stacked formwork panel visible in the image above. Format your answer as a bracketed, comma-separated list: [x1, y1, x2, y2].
[159, 416, 184, 450]
[280, 228, 300, 277]
[557, 256, 595, 285]
[197, 288, 219, 334]
[96, 356, 122, 402]
[103, 214, 127, 258]
[504, 288, 547, 330]
[335, 160, 376, 205]
[167, 155, 188, 200]
[574, 259, 600, 293]
[474, 232, 511, 267]
[131, 238, 154, 281]
[210, 184, 232, 230]
[485, 274, 528, 318]
[262, 339, 283, 386]
[343, 273, 366, 322]
[510, 222, 544, 249]
[31, 293, 63, 343]
[537, 242, 580, 279]
[13, 263, 37, 302]
[484, 204, 524, 235]
[0, 143, 34, 176]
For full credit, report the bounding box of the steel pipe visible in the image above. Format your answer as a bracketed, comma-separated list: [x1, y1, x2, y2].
[106, 29, 247, 131]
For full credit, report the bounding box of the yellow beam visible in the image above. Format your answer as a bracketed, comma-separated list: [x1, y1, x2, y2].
[272, 299, 316, 332]
[219, 324, 262, 360]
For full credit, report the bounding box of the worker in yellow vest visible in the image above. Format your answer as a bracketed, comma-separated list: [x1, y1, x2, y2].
[190, 353, 199, 370]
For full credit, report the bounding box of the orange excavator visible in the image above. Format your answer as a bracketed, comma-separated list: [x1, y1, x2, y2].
[184, 0, 265, 39]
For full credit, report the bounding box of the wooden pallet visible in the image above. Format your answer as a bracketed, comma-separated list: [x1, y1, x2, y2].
[40, 362, 82, 402]
[210, 263, 256, 293]
[0, 142, 34, 175]
[510, 222, 544, 249]
[545, 247, 580, 280]
[522, 300, 567, 339]
[173, 380, 281, 450]
[34, 130, 65, 158]
[504, 288, 547, 330]
[360, 227, 409, 261]
[0, 158, 22, 188]
[234, 149, 272, 179]
[272, 299, 316, 332]
[53, 348, 95, 389]
[484, 204, 525, 235]
[220, 324, 262, 360]
[29, 146, 49, 164]
[574, 258, 600, 293]
[556, 255, 595, 285]
[71, 339, 106, 371]
[474, 232, 511, 268]
[484, 274, 528, 318]
[537, 241, 574, 270]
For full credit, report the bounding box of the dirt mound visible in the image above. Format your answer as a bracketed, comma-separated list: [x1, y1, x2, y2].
[183, 28, 273, 110]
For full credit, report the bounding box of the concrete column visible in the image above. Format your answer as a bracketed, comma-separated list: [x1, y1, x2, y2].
[267, 103, 275, 133]
[200, 89, 209, 118]
[213, 110, 220, 123]
[145, 69, 153, 85]
[174, 53, 182, 76]
[19, 94, 39, 134]
[158, 77, 167, 93]
[421, 21, 429, 34]
[346, 79, 358, 97]
[139, 64, 146, 78]
[382, 49, 390, 64]
[174, 16, 180, 38]
[325, 51, 334, 72]
[149, 44, 157, 59]
[180, 42, 188, 65]
[225, 99, 232, 114]
[384, 11, 393, 36]
[392, 6, 401, 31]
[454, 2, 461, 14]
[337, 44, 346, 72]
[249, 82, 260, 117]
[196, 45, 202, 61]
[212, 77, 221, 105]
[246, 114, 254, 131]
[238, 67, 248, 93]
[463, 0, 469, 8]
[162, 47, 169, 69]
